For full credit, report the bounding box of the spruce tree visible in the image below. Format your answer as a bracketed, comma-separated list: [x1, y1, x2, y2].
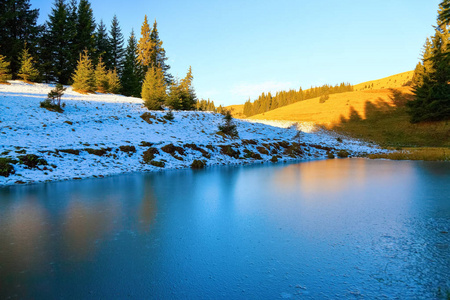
[412, 38, 433, 87]
[166, 79, 186, 110]
[137, 15, 152, 71]
[149, 20, 172, 84]
[94, 56, 108, 93]
[110, 15, 125, 72]
[218, 111, 238, 138]
[107, 68, 121, 94]
[0, 0, 41, 77]
[142, 66, 166, 110]
[75, 0, 96, 55]
[17, 45, 39, 82]
[72, 50, 95, 93]
[66, 0, 79, 80]
[121, 29, 142, 97]
[0, 55, 12, 83]
[438, 0, 450, 26]
[94, 20, 112, 67]
[408, 1, 450, 122]
[137, 16, 172, 84]
[41, 0, 74, 84]
[180, 66, 197, 109]
[166, 68, 196, 111]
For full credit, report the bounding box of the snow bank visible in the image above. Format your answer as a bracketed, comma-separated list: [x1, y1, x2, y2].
[0, 81, 386, 186]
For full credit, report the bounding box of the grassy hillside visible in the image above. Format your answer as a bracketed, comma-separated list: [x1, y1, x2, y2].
[226, 104, 245, 118]
[245, 69, 449, 147]
[354, 70, 414, 91]
[249, 87, 449, 147]
[248, 87, 412, 125]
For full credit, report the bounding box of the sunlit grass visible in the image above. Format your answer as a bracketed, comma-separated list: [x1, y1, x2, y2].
[330, 105, 450, 148]
[353, 70, 414, 91]
[368, 148, 450, 161]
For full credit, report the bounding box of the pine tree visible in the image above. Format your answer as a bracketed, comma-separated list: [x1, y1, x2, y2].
[218, 111, 238, 138]
[438, 0, 450, 27]
[0, 55, 12, 83]
[179, 66, 197, 110]
[94, 56, 108, 93]
[149, 20, 172, 84]
[121, 29, 142, 97]
[75, 0, 96, 55]
[72, 50, 95, 93]
[41, 0, 74, 84]
[17, 45, 39, 82]
[66, 0, 79, 80]
[0, 0, 41, 77]
[137, 15, 152, 71]
[106, 68, 121, 93]
[408, 1, 450, 122]
[166, 79, 186, 110]
[109, 15, 125, 73]
[137, 16, 172, 84]
[142, 66, 166, 110]
[166, 68, 196, 111]
[94, 20, 112, 67]
[412, 38, 433, 87]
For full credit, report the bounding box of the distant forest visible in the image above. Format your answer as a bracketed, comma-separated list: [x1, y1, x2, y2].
[243, 83, 353, 117]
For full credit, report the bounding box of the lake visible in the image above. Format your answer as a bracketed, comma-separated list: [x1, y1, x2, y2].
[0, 159, 449, 299]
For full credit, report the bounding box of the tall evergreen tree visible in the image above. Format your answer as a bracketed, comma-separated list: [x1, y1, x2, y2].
[137, 16, 172, 84]
[75, 0, 95, 55]
[109, 15, 125, 73]
[17, 45, 39, 82]
[408, 1, 450, 122]
[72, 50, 95, 93]
[0, 0, 41, 77]
[137, 15, 152, 71]
[94, 20, 111, 67]
[0, 55, 12, 83]
[149, 20, 172, 84]
[40, 0, 74, 83]
[121, 29, 142, 97]
[142, 66, 167, 110]
[66, 0, 79, 80]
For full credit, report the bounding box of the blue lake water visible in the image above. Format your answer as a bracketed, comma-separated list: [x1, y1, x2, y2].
[0, 158, 449, 299]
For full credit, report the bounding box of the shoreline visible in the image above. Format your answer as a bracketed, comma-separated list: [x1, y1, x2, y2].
[0, 81, 387, 186]
[0, 138, 373, 187]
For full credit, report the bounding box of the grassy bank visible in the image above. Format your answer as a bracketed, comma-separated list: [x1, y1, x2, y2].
[328, 89, 450, 148]
[368, 148, 450, 161]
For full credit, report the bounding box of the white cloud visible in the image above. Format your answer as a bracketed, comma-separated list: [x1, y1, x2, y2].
[230, 81, 293, 101]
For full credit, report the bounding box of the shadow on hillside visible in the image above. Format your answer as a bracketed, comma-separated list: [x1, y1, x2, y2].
[330, 88, 413, 127]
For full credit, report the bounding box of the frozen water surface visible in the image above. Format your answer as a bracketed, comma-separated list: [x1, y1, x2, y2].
[0, 159, 449, 299]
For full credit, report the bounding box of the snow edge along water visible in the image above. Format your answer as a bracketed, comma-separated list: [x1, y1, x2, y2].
[0, 81, 387, 186]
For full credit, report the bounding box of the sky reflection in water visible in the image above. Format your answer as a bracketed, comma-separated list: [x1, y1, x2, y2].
[0, 159, 449, 299]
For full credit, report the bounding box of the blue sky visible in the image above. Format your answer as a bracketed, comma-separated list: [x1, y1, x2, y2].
[33, 0, 440, 105]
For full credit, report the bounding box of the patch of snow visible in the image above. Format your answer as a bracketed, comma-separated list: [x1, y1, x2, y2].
[0, 81, 387, 186]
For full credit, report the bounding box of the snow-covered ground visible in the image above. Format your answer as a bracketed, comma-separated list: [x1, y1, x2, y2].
[0, 81, 386, 186]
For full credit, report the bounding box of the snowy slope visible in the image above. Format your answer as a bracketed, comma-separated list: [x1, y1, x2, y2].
[0, 81, 386, 186]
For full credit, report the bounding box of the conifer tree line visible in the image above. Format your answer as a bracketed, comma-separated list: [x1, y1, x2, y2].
[0, 0, 201, 111]
[243, 83, 353, 117]
[409, 0, 450, 122]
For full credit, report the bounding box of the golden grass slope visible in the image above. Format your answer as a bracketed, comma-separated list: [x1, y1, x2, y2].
[225, 104, 245, 118]
[354, 70, 414, 91]
[248, 87, 413, 125]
